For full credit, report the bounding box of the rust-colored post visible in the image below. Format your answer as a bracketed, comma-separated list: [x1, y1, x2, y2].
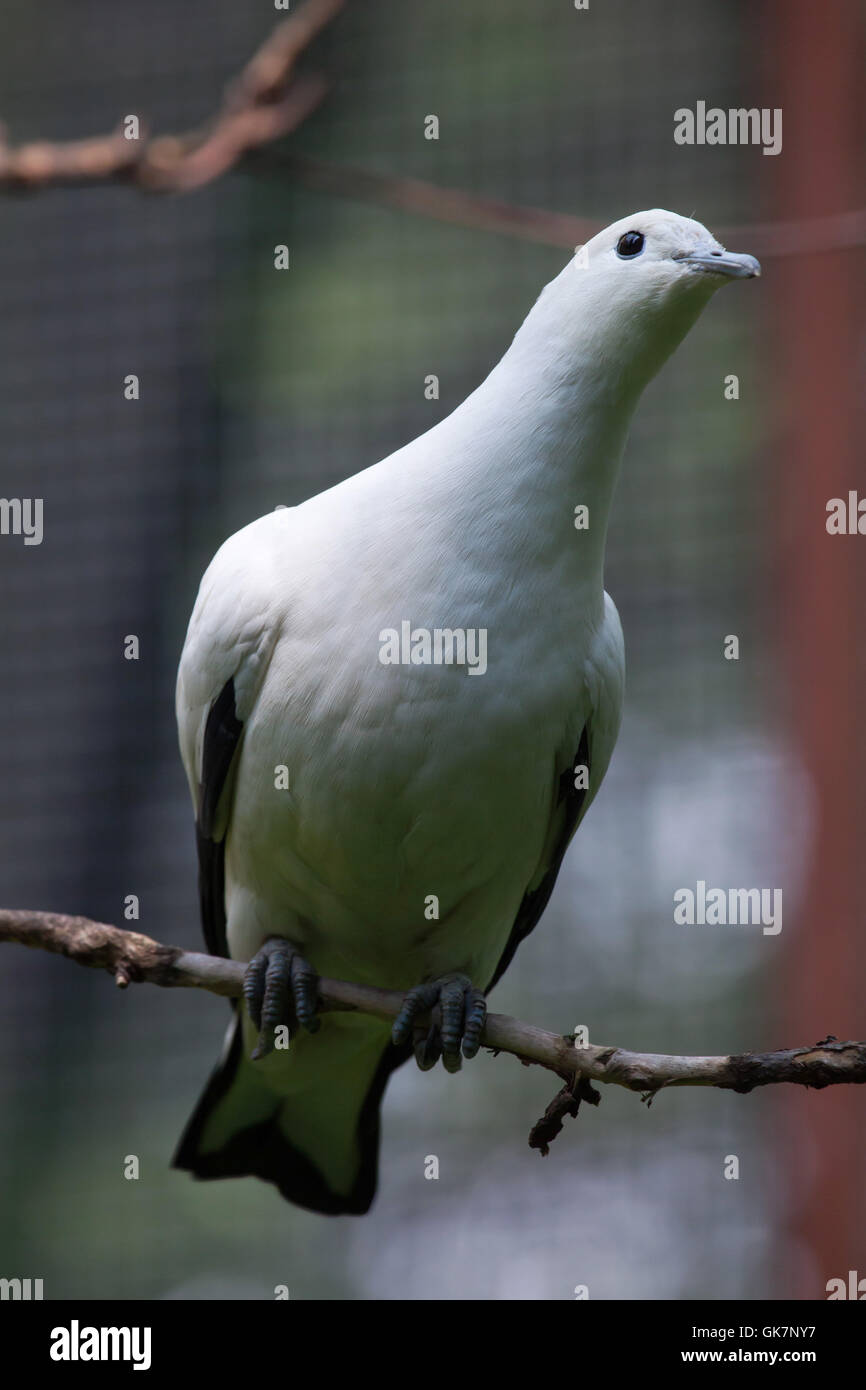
[765, 0, 866, 1298]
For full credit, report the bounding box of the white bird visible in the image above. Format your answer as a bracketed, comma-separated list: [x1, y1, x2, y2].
[173, 209, 759, 1213]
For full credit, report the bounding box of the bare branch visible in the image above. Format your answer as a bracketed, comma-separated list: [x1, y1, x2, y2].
[0, 0, 344, 192]
[0, 0, 863, 259]
[267, 151, 604, 248]
[268, 153, 866, 259]
[3, 909, 865, 1131]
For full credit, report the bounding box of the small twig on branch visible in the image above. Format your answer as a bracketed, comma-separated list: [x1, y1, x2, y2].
[2, 908, 865, 1151]
[0, 0, 344, 192]
[528, 1075, 601, 1157]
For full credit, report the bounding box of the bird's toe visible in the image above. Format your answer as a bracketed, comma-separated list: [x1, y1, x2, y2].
[243, 936, 320, 1059]
[392, 973, 487, 1073]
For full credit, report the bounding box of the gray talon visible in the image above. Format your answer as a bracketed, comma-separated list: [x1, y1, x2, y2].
[392, 972, 487, 1073]
[244, 937, 320, 1059]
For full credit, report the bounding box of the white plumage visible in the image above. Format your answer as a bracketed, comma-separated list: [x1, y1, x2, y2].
[174, 209, 758, 1212]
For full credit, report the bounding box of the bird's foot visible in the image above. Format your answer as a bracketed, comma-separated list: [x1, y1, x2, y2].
[243, 936, 320, 1059]
[392, 973, 487, 1074]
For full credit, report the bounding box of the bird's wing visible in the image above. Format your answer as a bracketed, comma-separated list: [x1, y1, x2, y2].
[192, 679, 243, 959]
[176, 514, 284, 957]
[486, 592, 625, 991]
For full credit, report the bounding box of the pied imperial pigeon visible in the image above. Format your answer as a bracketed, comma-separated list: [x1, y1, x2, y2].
[174, 210, 759, 1213]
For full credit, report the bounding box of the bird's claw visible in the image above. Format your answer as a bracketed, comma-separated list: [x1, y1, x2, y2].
[392, 973, 487, 1074]
[243, 936, 320, 1059]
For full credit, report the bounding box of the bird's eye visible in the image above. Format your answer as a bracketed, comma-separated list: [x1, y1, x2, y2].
[616, 231, 645, 259]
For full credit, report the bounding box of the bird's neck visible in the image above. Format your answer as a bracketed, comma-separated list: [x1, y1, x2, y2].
[434, 260, 712, 606]
[442, 314, 645, 600]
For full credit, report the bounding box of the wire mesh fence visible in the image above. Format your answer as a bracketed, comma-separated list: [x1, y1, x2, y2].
[0, 0, 862, 1300]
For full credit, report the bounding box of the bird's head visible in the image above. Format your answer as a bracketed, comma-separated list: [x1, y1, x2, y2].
[583, 207, 760, 289]
[522, 208, 760, 395]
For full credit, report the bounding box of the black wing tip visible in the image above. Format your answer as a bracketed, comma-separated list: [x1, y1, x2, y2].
[195, 677, 244, 959]
[487, 722, 592, 992]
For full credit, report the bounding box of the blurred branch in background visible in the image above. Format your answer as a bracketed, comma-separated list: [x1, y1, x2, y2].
[0, 0, 344, 192]
[3, 908, 864, 1156]
[260, 153, 866, 257]
[0, 0, 863, 260]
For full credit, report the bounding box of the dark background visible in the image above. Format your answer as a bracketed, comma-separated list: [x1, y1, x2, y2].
[0, 0, 863, 1299]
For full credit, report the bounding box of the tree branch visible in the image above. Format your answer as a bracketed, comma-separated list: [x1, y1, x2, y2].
[0, 0, 345, 192]
[2, 908, 864, 1152]
[265, 152, 866, 259]
[0, 0, 863, 259]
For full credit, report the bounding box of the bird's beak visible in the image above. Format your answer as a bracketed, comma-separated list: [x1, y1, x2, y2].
[676, 249, 761, 280]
